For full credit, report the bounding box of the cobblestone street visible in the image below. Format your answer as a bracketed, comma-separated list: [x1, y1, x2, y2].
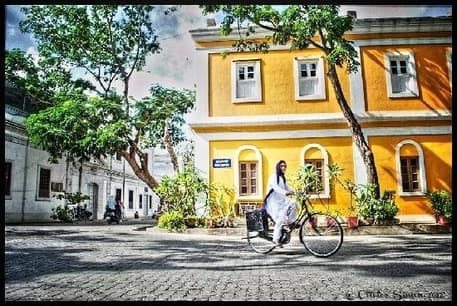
[5, 225, 452, 301]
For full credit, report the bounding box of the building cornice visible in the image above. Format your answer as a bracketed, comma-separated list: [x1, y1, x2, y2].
[188, 110, 452, 129]
[189, 16, 452, 45]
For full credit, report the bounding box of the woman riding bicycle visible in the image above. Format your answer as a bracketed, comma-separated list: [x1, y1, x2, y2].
[264, 160, 298, 247]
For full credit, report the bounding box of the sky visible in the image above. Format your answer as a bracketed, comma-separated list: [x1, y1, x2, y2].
[5, 5, 452, 100]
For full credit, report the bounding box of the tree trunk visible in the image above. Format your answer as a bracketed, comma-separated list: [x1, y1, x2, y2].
[327, 64, 380, 198]
[121, 150, 159, 191]
[163, 119, 180, 174]
[78, 162, 83, 192]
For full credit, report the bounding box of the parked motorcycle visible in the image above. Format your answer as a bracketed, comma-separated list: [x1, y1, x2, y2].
[104, 206, 121, 224]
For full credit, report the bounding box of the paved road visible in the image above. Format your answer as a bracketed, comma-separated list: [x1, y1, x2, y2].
[5, 225, 452, 301]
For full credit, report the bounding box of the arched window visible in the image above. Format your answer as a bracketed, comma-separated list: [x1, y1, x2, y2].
[234, 145, 263, 200]
[300, 143, 330, 198]
[395, 140, 427, 196]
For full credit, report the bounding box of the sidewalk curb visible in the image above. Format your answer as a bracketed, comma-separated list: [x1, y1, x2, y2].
[142, 222, 452, 236]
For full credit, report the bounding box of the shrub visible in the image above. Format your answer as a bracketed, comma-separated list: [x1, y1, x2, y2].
[157, 210, 186, 232]
[155, 165, 208, 217]
[50, 205, 73, 223]
[355, 184, 399, 223]
[426, 190, 452, 219]
[207, 183, 236, 227]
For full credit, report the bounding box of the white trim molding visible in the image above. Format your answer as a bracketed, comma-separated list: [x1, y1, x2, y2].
[233, 144, 263, 201]
[395, 139, 427, 197]
[349, 44, 366, 114]
[231, 59, 262, 103]
[384, 50, 419, 98]
[293, 56, 326, 101]
[195, 126, 451, 141]
[300, 143, 330, 199]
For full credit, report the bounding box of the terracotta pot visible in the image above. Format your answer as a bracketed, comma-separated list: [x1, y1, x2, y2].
[436, 215, 450, 225]
[346, 216, 359, 228]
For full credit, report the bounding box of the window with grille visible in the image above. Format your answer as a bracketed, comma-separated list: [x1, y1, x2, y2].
[139, 194, 143, 209]
[239, 161, 258, 196]
[385, 52, 418, 97]
[5, 162, 12, 197]
[128, 190, 134, 209]
[304, 159, 324, 193]
[232, 60, 262, 102]
[400, 156, 420, 192]
[294, 57, 326, 100]
[38, 167, 51, 198]
[51, 182, 64, 192]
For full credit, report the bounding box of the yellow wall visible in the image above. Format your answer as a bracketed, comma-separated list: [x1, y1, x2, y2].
[370, 135, 452, 215]
[361, 45, 452, 112]
[209, 137, 355, 214]
[208, 49, 351, 116]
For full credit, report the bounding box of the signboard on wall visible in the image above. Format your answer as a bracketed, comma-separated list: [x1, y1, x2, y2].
[212, 158, 232, 168]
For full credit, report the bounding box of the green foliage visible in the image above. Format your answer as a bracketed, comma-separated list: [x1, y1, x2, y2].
[50, 205, 73, 223]
[157, 210, 186, 232]
[155, 165, 208, 216]
[5, 48, 93, 112]
[55, 191, 91, 205]
[200, 5, 359, 73]
[25, 94, 128, 164]
[19, 5, 161, 97]
[291, 164, 323, 196]
[426, 190, 452, 219]
[355, 184, 399, 222]
[208, 183, 236, 220]
[134, 84, 196, 149]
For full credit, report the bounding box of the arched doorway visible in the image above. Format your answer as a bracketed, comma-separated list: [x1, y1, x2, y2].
[87, 183, 99, 219]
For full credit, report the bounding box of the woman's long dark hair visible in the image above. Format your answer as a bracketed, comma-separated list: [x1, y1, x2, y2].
[275, 160, 287, 185]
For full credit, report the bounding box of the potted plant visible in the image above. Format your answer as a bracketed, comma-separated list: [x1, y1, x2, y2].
[426, 190, 452, 225]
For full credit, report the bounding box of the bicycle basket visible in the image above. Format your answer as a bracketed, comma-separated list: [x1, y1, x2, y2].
[245, 209, 264, 231]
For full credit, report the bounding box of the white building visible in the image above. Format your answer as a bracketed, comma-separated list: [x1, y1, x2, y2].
[4, 86, 174, 223]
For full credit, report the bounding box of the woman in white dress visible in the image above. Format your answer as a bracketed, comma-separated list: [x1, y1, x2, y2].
[264, 160, 297, 246]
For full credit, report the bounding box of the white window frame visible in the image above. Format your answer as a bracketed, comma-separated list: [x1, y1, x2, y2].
[446, 50, 452, 90]
[37, 165, 51, 200]
[234, 145, 263, 200]
[231, 59, 262, 103]
[294, 57, 326, 100]
[5, 160, 13, 199]
[385, 51, 419, 98]
[395, 140, 427, 196]
[300, 143, 330, 199]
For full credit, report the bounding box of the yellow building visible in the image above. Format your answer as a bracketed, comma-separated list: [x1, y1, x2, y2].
[188, 16, 452, 222]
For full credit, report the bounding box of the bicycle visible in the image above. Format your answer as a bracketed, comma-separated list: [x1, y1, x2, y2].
[243, 191, 343, 257]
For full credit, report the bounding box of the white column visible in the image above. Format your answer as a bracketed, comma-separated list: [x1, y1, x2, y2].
[352, 137, 368, 186]
[349, 43, 366, 115]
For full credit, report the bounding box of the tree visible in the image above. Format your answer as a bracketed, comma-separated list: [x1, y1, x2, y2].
[5, 48, 93, 112]
[200, 5, 380, 198]
[18, 5, 192, 191]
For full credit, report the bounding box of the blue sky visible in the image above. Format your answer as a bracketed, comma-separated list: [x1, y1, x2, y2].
[5, 5, 452, 99]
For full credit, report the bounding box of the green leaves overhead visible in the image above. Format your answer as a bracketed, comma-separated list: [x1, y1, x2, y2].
[25, 94, 128, 164]
[19, 5, 160, 96]
[201, 5, 359, 73]
[134, 84, 196, 149]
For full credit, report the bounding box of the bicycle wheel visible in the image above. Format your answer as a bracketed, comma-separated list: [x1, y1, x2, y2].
[299, 213, 343, 257]
[246, 228, 276, 254]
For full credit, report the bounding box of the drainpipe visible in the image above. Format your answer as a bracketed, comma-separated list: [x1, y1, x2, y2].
[78, 162, 83, 192]
[21, 138, 29, 223]
[122, 158, 126, 203]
